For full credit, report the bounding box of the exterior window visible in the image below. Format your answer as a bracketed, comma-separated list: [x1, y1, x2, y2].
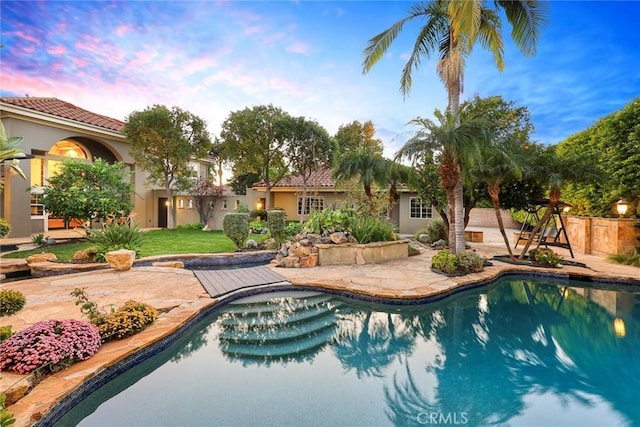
[188, 199, 194, 209]
[222, 200, 228, 210]
[178, 199, 184, 209]
[234, 200, 240, 210]
[297, 196, 324, 215]
[30, 193, 45, 217]
[410, 197, 432, 219]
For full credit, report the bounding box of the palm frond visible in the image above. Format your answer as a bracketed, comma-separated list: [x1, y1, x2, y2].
[497, 0, 549, 56]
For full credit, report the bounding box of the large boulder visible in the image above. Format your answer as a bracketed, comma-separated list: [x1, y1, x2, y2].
[104, 249, 136, 271]
[329, 232, 349, 244]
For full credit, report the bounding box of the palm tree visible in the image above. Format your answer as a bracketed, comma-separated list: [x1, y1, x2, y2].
[396, 108, 485, 248]
[362, 0, 548, 254]
[383, 160, 411, 222]
[517, 147, 599, 259]
[473, 137, 523, 258]
[0, 121, 27, 190]
[333, 143, 386, 213]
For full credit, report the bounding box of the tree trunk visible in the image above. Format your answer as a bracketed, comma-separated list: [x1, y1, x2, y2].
[489, 184, 514, 259]
[453, 177, 465, 254]
[518, 190, 561, 259]
[166, 187, 175, 229]
[446, 187, 456, 250]
[364, 185, 375, 213]
[387, 184, 397, 222]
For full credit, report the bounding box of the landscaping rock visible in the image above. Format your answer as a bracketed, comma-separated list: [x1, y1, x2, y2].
[431, 239, 447, 248]
[246, 239, 258, 249]
[417, 234, 430, 244]
[26, 253, 57, 264]
[72, 249, 94, 263]
[330, 232, 349, 244]
[299, 253, 318, 268]
[152, 261, 184, 268]
[105, 249, 135, 271]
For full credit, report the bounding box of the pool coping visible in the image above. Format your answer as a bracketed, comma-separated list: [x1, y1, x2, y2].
[4, 248, 639, 426]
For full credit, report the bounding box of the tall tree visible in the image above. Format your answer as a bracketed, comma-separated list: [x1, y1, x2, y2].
[188, 178, 223, 226]
[396, 108, 485, 248]
[334, 120, 384, 160]
[123, 105, 211, 229]
[383, 160, 412, 222]
[362, 0, 548, 253]
[333, 143, 386, 213]
[42, 158, 133, 227]
[219, 105, 292, 210]
[286, 117, 334, 221]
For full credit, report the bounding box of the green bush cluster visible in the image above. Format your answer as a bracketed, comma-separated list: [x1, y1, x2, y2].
[0, 218, 10, 239]
[249, 209, 266, 220]
[267, 210, 286, 243]
[284, 221, 304, 238]
[414, 219, 447, 243]
[175, 223, 204, 230]
[249, 219, 267, 233]
[0, 289, 26, 317]
[305, 208, 354, 235]
[608, 249, 640, 267]
[350, 216, 396, 244]
[529, 248, 563, 267]
[223, 212, 249, 251]
[87, 223, 146, 262]
[97, 301, 158, 342]
[431, 249, 485, 275]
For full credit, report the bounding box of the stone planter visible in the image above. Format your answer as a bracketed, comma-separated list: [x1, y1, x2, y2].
[316, 240, 409, 266]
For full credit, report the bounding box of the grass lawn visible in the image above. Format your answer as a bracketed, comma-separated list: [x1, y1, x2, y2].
[2, 229, 267, 262]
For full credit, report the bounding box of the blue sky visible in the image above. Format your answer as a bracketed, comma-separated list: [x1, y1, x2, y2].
[1, 1, 639, 159]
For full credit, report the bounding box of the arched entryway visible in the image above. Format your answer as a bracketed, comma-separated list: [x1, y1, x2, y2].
[30, 137, 119, 231]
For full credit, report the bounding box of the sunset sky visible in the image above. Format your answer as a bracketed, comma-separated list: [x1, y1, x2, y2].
[2, 1, 639, 158]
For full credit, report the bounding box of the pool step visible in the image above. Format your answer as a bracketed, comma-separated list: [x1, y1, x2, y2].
[218, 312, 338, 343]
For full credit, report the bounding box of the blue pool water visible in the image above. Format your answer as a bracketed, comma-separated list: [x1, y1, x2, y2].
[54, 275, 640, 426]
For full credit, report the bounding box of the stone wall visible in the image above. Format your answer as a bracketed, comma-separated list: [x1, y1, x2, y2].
[565, 217, 639, 255]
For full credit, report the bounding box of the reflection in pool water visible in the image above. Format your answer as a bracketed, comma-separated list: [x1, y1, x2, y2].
[54, 275, 640, 426]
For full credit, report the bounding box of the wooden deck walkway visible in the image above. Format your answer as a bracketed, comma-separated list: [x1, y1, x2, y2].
[194, 265, 291, 298]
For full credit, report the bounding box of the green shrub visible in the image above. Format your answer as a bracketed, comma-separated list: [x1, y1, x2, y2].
[234, 203, 249, 213]
[529, 248, 562, 267]
[431, 249, 458, 274]
[305, 208, 354, 235]
[456, 250, 485, 273]
[71, 288, 106, 325]
[1, 393, 15, 426]
[426, 219, 447, 243]
[608, 249, 640, 267]
[284, 221, 304, 238]
[98, 300, 158, 342]
[31, 233, 49, 245]
[0, 218, 10, 239]
[86, 223, 146, 262]
[267, 210, 286, 243]
[223, 212, 250, 251]
[431, 249, 484, 275]
[249, 219, 267, 233]
[350, 216, 396, 244]
[0, 289, 26, 317]
[511, 208, 546, 227]
[0, 326, 13, 343]
[175, 223, 204, 230]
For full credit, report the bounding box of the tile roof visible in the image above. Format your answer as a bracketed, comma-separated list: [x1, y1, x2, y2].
[0, 97, 124, 132]
[254, 168, 335, 188]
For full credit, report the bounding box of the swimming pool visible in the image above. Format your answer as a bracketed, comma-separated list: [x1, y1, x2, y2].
[53, 275, 639, 426]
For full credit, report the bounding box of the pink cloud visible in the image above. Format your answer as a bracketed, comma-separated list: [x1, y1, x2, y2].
[115, 24, 133, 37]
[47, 45, 67, 55]
[286, 42, 310, 55]
[13, 30, 41, 45]
[243, 25, 262, 36]
[76, 35, 102, 53]
[70, 57, 88, 68]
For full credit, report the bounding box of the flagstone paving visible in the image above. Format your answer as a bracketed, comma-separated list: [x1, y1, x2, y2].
[1, 231, 638, 426]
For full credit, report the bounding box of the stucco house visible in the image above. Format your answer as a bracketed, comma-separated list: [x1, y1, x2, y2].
[0, 97, 240, 238]
[245, 168, 440, 235]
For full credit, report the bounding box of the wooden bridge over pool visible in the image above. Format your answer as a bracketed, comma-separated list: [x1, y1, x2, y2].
[194, 265, 291, 298]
